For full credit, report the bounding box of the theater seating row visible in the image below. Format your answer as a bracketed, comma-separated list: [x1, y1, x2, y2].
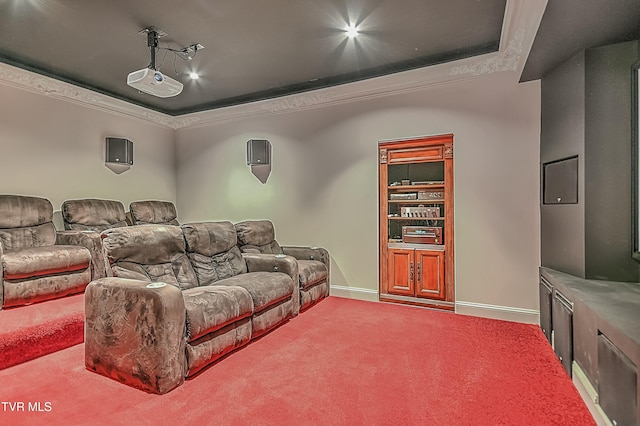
[0, 195, 330, 393]
[0, 196, 179, 309]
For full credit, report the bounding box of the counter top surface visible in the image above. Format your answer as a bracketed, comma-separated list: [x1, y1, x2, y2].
[540, 267, 640, 348]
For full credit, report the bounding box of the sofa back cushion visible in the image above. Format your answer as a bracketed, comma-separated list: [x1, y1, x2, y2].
[182, 221, 247, 286]
[234, 220, 283, 255]
[0, 195, 56, 250]
[129, 200, 179, 226]
[62, 199, 128, 231]
[101, 224, 198, 290]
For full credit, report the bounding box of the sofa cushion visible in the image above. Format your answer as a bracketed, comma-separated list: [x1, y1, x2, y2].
[234, 220, 283, 254]
[297, 260, 328, 289]
[3, 268, 90, 308]
[101, 225, 198, 290]
[0, 222, 57, 250]
[182, 285, 253, 342]
[129, 201, 179, 226]
[188, 247, 247, 286]
[110, 257, 197, 290]
[182, 222, 238, 257]
[215, 272, 294, 312]
[3, 245, 91, 279]
[62, 199, 128, 231]
[0, 195, 53, 229]
[182, 222, 248, 286]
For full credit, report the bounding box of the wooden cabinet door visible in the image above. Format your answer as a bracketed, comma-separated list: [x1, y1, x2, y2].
[415, 250, 445, 300]
[387, 248, 415, 296]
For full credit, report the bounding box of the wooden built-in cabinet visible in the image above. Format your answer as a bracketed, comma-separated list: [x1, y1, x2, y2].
[387, 247, 445, 299]
[379, 134, 454, 310]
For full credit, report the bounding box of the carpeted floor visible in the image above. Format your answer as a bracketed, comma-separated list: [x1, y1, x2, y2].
[0, 296, 595, 425]
[0, 293, 84, 370]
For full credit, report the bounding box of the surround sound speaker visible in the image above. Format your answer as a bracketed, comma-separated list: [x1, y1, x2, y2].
[106, 137, 133, 165]
[247, 139, 271, 165]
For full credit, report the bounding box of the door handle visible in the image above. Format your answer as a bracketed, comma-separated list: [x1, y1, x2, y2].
[417, 262, 421, 282]
[409, 262, 414, 282]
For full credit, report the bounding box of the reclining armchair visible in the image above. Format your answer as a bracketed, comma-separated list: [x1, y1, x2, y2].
[85, 222, 297, 394]
[128, 200, 179, 225]
[234, 220, 329, 311]
[0, 195, 92, 309]
[60, 198, 129, 279]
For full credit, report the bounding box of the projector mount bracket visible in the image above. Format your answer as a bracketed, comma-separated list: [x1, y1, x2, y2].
[138, 26, 204, 71]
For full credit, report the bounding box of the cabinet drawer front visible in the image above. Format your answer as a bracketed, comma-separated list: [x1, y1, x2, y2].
[387, 146, 444, 163]
[415, 250, 445, 300]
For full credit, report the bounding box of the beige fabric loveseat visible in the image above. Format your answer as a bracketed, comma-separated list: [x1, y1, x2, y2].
[84, 221, 298, 394]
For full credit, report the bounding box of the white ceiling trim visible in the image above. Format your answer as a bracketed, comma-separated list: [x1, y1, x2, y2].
[0, 0, 546, 131]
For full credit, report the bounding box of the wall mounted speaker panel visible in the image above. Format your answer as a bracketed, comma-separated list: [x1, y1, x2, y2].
[106, 137, 133, 165]
[247, 139, 271, 165]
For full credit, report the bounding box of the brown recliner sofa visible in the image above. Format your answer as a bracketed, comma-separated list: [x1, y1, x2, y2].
[84, 221, 298, 394]
[128, 200, 179, 225]
[0, 195, 92, 309]
[234, 220, 330, 311]
[60, 198, 129, 279]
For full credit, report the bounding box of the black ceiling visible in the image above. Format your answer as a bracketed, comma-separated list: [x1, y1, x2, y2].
[521, 0, 640, 82]
[0, 0, 506, 115]
[0, 1, 638, 117]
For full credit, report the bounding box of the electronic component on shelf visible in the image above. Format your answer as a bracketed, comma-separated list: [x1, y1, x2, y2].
[400, 206, 440, 218]
[402, 226, 442, 244]
[390, 193, 418, 200]
[417, 191, 444, 200]
[412, 181, 444, 186]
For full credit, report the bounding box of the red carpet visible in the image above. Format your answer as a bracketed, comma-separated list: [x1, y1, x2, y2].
[0, 293, 84, 370]
[0, 296, 594, 425]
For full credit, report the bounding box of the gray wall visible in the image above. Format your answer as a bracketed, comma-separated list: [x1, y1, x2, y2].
[585, 41, 640, 281]
[540, 51, 586, 277]
[541, 40, 640, 282]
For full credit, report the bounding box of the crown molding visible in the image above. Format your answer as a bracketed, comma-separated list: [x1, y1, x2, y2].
[0, 63, 183, 129]
[0, 0, 546, 131]
[173, 0, 547, 130]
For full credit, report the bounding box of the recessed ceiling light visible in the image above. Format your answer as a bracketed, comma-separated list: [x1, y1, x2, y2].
[189, 72, 200, 80]
[345, 24, 359, 38]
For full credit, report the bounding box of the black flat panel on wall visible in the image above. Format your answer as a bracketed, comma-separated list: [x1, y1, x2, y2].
[552, 289, 573, 375]
[543, 156, 578, 205]
[598, 333, 637, 426]
[539, 277, 553, 344]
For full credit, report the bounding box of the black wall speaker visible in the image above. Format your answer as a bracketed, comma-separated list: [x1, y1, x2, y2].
[247, 139, 271, 165]
[106, 137, 133, 165]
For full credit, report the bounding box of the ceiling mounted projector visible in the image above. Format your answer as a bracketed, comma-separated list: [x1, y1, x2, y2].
[126, 27, 185, 98]
[127, 68, 183, 98]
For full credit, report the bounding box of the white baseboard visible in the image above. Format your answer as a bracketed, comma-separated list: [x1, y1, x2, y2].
[330, 285, 379, 302]
[455, 300, 539, 324]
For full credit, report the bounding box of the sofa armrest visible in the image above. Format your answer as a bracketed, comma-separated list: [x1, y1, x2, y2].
[281, 246, 329, 265]
[243, 253, 300, 315]
[56, 230, 106, 279]
[282, 246, 330, 286]
[84, 278, 187, 394]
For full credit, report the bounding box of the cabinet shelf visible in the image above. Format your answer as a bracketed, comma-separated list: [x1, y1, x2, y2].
[388, 217, 445, 221]
[388, 199, 444, 204]
[388, 184, 444, 192]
